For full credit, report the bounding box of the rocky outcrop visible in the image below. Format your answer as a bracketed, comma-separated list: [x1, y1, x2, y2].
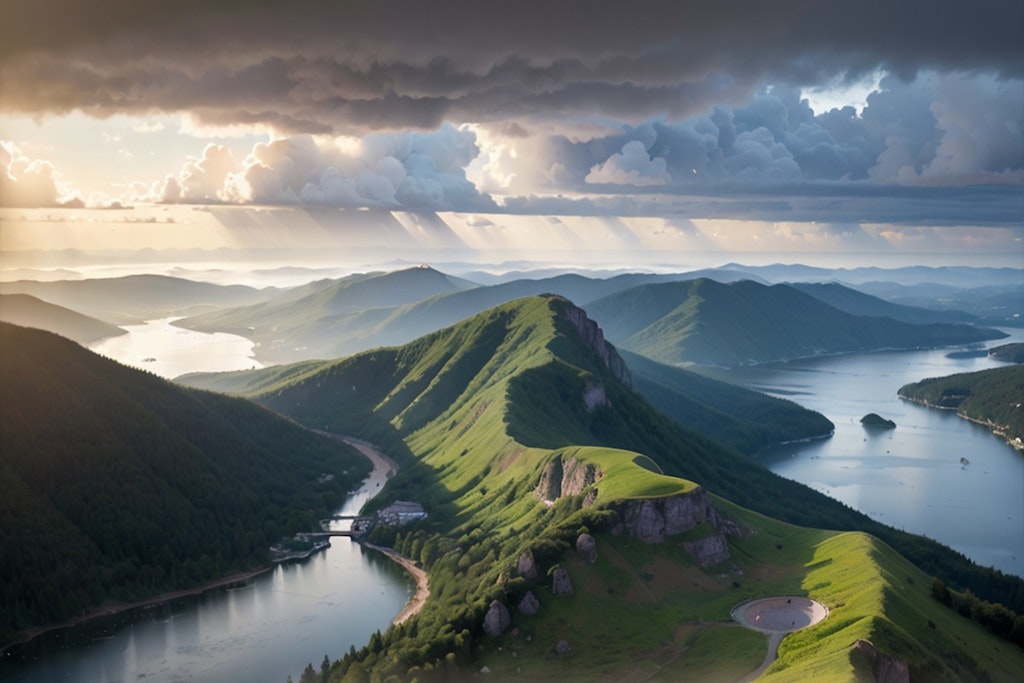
[518, 590, 540, 615]
[576, 533, 598, 564]
[561, 304, 631, 387]
[535, 455, 603, 502]
[619, 487, 729, 542]
[517, 550, 538, 578]
[616, 487, 739, 566]
[550, 567, 574, 596]
[684, 533, 731, 567]
[853, 640, 910, 683]
[483, 599, 512, 636]
[582, 381, 608, 412]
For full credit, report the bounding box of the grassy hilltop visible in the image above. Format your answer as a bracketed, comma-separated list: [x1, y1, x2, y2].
[181, 295, 1023, 681]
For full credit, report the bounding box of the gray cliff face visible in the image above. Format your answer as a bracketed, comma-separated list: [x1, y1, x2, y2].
[617, 487, 739, 566]
[561, 304, 631, 387]
[535, 455, 603, 502]
[853, 640, 910, 683]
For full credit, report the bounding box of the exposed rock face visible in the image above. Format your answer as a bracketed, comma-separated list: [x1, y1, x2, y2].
[582, 381, 608, 412]
[853, 639, 910, 683]
[561, 304, 631, 387]
[550, 567, 574, 596]
[518, 590, 540, 615]
[535, 455, 602, 502]
[483, 599, 512, 636]
[616, 487, 739, 565]
[576, 533, 598, 564]
[684, 533, 731, 567]
[517, 551, 538, 578]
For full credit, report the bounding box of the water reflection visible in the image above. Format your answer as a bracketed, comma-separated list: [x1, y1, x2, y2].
[731, 335, 1024, 577]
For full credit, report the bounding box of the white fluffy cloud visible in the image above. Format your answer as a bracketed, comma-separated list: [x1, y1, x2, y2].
[0, 141, 80, 207]
[585, 140, 672, 186]
[145, 124, 495, 211]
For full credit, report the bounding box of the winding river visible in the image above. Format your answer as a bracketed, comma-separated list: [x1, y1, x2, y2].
[1, 402, 412, 683]
[4, 321, 1023, 681]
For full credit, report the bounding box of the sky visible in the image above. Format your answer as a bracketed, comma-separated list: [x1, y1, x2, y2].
[1, 0, 1022, 268]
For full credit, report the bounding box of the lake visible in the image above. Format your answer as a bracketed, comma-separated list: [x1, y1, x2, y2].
[0, 438, 412, 683]
[89, 317, 263, 379]
[725, 331, 1024, 578]
[6, 320, 1023, 681]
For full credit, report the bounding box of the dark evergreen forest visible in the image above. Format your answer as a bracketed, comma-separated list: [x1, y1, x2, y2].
[0, 322, 371, 645]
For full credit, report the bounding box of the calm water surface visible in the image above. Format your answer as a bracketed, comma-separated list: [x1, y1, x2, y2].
[6, 319, 1023, 681]
[89, 317, 263, 379]
[4, 325, 411, 683]
[725, 331, 1024, 578]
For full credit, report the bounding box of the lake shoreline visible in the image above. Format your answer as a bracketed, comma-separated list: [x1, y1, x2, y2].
[0, 566, 273, 656]
[1, 432, 403, 656]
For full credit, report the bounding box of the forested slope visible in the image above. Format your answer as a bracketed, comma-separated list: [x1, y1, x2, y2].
[899, 364, 1024, 447]
[0, 322, 370, 645]
[585, 278, 1007, 367]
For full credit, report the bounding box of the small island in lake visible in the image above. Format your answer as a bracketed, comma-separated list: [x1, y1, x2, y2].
[861, 413, 897, 429]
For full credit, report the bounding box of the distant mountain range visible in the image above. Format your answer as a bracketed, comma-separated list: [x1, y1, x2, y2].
[0, 293, 126, 344]
[0, 274, 275, 324]
[172, 267, 1007, 366]
[585, 278, 1006, 367]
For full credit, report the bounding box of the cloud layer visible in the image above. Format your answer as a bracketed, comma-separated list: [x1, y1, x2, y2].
[3, 1, 1021, 135]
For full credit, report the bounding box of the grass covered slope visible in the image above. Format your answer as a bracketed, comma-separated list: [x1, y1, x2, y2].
[899, 364, 1024, 448]
[0, 322, 371, 646]
[180, 296, 1022, 681]
[585, 278, 1007, 367]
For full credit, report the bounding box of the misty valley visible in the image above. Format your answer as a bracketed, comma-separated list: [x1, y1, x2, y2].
[1, 263, 1023, 682]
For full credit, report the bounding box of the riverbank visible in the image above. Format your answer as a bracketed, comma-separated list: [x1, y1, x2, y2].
[328, 435, 431, 625]
[2, 432, 403, 656]
[1, 566, 272, 655]
[361, 542, 431, 625]
[898, 394, 1024, 451]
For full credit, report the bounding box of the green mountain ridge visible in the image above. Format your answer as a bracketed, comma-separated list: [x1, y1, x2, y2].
[899, 364, 1024, 448]
[585, 278, 1007, 367]
[0, 322, 371, 645]
[178, 295, 1023, 681]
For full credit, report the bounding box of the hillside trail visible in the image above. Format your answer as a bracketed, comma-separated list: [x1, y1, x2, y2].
[737, 631, 784, 683]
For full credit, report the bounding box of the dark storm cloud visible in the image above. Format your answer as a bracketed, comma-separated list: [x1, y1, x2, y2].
[2, 0, 1021, 132]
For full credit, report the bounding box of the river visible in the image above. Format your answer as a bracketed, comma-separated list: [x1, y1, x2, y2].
[5, 320, 1023, 680]
[724, 330, 1024, 578]
[0, 429, 412, 682]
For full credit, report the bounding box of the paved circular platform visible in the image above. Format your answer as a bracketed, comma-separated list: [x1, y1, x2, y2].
[731, 596, 828, 633]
